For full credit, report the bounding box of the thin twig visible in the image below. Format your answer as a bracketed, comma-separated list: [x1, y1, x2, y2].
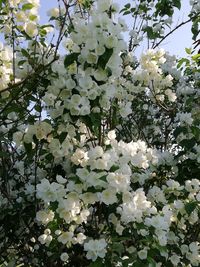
[153, 13, 200, 49]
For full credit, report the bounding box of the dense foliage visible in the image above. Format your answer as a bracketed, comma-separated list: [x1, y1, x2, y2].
[0, 0, 200, 266]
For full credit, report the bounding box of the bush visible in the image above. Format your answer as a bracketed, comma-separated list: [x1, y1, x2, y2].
[0, 0, 199, 266]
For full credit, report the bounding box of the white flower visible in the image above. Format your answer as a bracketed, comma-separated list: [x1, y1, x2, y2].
[71, 148, 89, 166]
[97, 0, 112, 12]
[93, 69, 107, 81]
[88, 146, 104, 159]
[79, 76, 93, 89]
[74, 233, 87, 244]
[131, 151, 149, 169]
[24, 22, 38, 37]
[176, 112, 193, 126]
[58, 231, 73, 244]
[60, 252, 69, 262]
[55, 230, 62, 236]
[68, 94, 90, 116]
[25, 121, 52, 141]
[66, 78, 76, 89]
[38, 234, 48, 245]
[100, 188, 118, 205]
[36, 210, 54, 225]
[118, 189, 151, 223]
[106, 172, 130, 192]
[84, 238, 107, 261]
[119, 102, 132, 118]
[169, 254, 180, 266]
[78, 209, 90, 223]
[165, 89, 177, 102]
[56, 175, 67, 184]
[138, 249, 148, 260]
[36, 179, 65, 203]
[145, 215, 170, 231]
[189, 242, 199, 253]
[81, 192, 98, 205]
[47, 8, 60, 17]
[116, 223, 124, 235]
[105, 35, 117, 49]
[38, 232, 52, 246]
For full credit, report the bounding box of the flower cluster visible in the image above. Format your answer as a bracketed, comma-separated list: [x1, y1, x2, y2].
[0, 44, 13, 93]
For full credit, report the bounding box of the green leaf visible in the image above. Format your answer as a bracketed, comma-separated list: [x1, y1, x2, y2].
[185, 202, 197, 215]
[132, 260, 145, 267]
[22, 3, 34, 11]
[179, 138, 196, 150]
[192, 53, 200, 61]
[110, 165, 119, 172]
[123, 10, 131, 15]
[124, 3, 131, 9]
[185, 47, 192, 55]
[29, 14, 38, 21]
[177, 58, 190, 68]
[111, 242, 124, 256]
[191, 126, 200, 140]
[7, 260, 16, 267]
[191, 20, 199, 40]
[155, 0, 174, 17]
[173, 127, 188, 138]
[89, 112, 101, 136]
[40, 24, 54, 29]
[64, 53, 79, 68]
[34, 104, 42, 113]
[97, 48, 113, 69]
[21, 48, 30, 58]
[24, 142, 33, 158]
[88, 258, 104, 267]
[122, 257, 136, 267]
[173, 0, 181, 10]
[59, 132, 67, 143]
[39, 29, 47, 36]
[143, 26, 159, 40]
[0, 150, 9, 158]
[18, 60, 27, 66]
[147, 257, 157, 267]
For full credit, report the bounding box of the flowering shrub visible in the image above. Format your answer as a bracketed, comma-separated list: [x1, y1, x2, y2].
[0, 0, 200, 266]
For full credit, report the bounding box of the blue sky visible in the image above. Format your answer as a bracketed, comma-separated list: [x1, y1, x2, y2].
[39, 0, 193, 57]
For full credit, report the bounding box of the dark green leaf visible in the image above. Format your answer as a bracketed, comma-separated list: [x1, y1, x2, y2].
[173, 0, 181, 10]
[155, 0, 174, 17]
[185, 202, 197, 215]
[179, 138, 196, 150]
[21, 48, 30, 58]
[123, 10, 131, 15]
[0, 150, 9, 158]
[143, 26, 159, 40]
[18, 60, 27, 66]
[174, 127, 188, 138]
[124, 3, 131, 9]
[24, 142, 33, 158]
[147, 258, 157, 267]
[191, 21, 199, 40]
[97, 48, 113, 69]
[34, 104, 42, 113]
[88, 258, 104, 267]
[111, 242, 124, 256]
[64, 53, 79, 68]
[191, 126, 200, 140]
